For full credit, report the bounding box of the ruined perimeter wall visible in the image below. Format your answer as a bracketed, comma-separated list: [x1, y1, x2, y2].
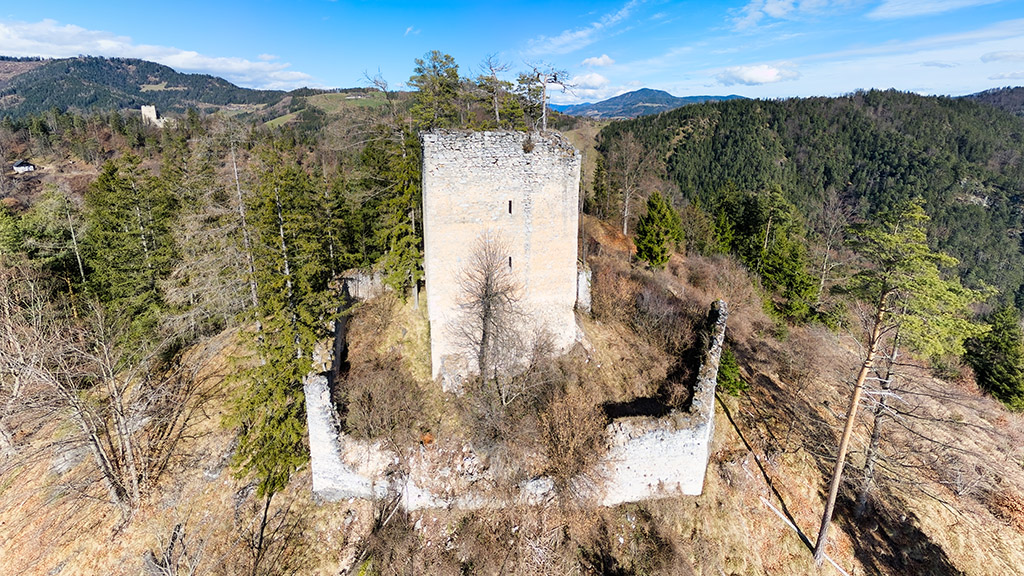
[421, 131, 581, 379]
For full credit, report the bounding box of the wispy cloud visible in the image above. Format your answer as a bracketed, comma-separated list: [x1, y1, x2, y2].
[989, 71, 1024, 79]
[527, 0, 641, 55]
[921, 60, 957, 67]
[582, 54, 615, 67]
[404, 26, 420, 36]
[733, 0, 852, 30]
[0, 18, 315, 90]
[716, 62, 800, 85]
[981, 50, 1024, 62]
[868, 0, 1005, 19]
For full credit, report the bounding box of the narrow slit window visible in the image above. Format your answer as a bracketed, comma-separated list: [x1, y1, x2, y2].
[508, 256, 513, 268]
[508, 200, 513, 214]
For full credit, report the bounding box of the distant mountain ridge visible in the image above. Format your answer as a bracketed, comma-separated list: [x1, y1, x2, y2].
[553, 88, 746, 119]
[966, 86, 1024, 117]
[0, 55, 287, 118]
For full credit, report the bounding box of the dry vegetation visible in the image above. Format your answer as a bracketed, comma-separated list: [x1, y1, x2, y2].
[3, 217, 1024, 576]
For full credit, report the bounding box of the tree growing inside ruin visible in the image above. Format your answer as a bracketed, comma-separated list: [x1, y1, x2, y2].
[634, 191, 683, 268]
[813, 197, 987, 563]
[453, 234, 522, 386]
[519, 64, 570, 132]
[476, 55, 512, 127]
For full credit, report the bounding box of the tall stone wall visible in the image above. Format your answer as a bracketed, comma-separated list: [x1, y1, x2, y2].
[421, 131, 581, 380]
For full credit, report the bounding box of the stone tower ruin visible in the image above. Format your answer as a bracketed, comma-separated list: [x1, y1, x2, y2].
[421, 131, 581, 382]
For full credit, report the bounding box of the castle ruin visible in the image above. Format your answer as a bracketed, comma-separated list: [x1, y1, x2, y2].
[420, 131, 581, 382]
[304, 129, 723, 508]
[141, 105, 167, 128]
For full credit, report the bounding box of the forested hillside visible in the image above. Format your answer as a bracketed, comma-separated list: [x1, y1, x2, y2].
[969, 86, 1024, 117]
[3, 48, 1024, 575]
[595, 90, 1024, 310]
[0, 56, 287, 117]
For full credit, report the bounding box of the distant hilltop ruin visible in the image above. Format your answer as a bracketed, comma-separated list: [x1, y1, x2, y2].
[141, 105, 168, 128]
[420, 130, 582, 385]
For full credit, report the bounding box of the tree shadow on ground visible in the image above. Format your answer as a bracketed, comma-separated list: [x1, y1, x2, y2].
[842, 498, 965, 576]
[739, 364, 964, 576]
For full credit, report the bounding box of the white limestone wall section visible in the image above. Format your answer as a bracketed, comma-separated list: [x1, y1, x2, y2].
[600, 412, 714, 504]
[421, 131, 581, 379]
[303, 374, 385, 501]
[599, 300, 727, 504]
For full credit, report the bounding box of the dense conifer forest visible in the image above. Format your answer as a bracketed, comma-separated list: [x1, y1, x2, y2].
[596, 90, 1024, 313]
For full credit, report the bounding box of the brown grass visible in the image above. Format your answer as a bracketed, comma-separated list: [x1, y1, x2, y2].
[5, 212, 1024, 575]
[0, 328, 368, 576]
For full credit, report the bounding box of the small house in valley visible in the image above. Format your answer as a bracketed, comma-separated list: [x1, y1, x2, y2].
[12, 160, 35, 174]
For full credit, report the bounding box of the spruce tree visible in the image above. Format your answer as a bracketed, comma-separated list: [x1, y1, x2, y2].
[374, 129, 423, 296]
[0, 204, 21, 257]
[83, 154, 178, 347]
[586, 156, 610, 219]
[229, 148, 334, 498]
[633, 191, 683, 269]
[965, 307, 1024, 410]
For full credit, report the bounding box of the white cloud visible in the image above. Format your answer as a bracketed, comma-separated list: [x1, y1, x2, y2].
[921, 61, 957, 67]
[716, 63, 800, 85]
[258, 54, 279, 61]
[734, 0, 849, 29]
[527, 0, 640, 55]
[573, 72, 610, 89]
[981, 50, 1024, 62]
[764, 0, 797, 18]
[989, 71, 1024, 79]
[868, 0, 1005, 19]
[582, 54, 615, 67]
[0, 18, 315, 90]
[404, 26, 420, 36]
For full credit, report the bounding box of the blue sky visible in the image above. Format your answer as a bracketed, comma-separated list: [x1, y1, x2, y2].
[1, 1, 1023, 103]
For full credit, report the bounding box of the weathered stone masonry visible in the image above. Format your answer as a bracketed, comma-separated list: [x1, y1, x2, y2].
[304, 130, 723, 509]
[421, 131, 581, 380]
[304, 299, 728, 507]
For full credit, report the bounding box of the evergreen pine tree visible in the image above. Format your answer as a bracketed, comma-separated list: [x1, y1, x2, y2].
[408, 51, 461, 130]
[0, 204, 21, 257]
[374, 129, 423, 296]
[586, 156, 610, 218]
[965, 306, 1024, 410]
[814, 197, 989, 562]
[229, 148, 334, 497]
[634, 191, 683, 268]
[84, 154, 178, 347]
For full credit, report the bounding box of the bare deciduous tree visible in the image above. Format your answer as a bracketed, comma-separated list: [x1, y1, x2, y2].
[479, 55, 511, 125]
[452, 234, 521, 381]
[813, 187, 852, 304]
[521, 63, 571, 132]
[608, 133, 658, 237]
[0, 261, 206, 521]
